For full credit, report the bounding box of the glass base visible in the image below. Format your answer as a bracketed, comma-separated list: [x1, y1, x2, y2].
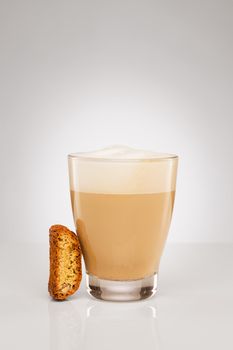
[87, 273, 157, 301]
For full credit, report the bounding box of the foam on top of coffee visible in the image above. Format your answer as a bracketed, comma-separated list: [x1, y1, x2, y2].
[68, 145, 178, 194]
[69, 145, 175, 161]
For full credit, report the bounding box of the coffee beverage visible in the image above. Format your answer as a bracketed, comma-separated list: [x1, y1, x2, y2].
[68, 146, 178, 300]
[71, 191, 175, 280]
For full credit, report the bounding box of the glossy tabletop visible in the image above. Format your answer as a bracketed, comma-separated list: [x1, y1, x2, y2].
[0, 243, 232, 350]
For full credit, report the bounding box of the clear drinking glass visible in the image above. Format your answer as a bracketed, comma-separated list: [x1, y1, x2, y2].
[68, 146, 178, 301]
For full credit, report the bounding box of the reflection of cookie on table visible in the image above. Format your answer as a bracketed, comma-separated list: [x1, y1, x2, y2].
[49, 225, 82, 300]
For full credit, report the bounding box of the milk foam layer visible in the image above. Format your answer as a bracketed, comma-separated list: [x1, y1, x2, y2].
[68, 145, 178, 194]
[69, 145, 176, 160]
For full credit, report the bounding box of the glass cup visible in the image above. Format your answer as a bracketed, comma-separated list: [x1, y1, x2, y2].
[68, 147, 178, 301]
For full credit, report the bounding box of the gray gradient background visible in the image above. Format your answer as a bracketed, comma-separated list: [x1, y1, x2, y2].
[0, 0, 232, 243]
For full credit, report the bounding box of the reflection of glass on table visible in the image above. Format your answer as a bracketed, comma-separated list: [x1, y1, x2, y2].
[82, 302, 161, 350]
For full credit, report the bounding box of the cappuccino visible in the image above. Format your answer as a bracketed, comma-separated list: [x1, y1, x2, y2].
[69, 146, 177, 281]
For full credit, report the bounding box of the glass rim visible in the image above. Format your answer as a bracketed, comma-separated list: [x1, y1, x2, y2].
[68, 152, 178, 163]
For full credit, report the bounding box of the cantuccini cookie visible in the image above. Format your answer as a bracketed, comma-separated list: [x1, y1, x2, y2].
[49, 225, 82, 300]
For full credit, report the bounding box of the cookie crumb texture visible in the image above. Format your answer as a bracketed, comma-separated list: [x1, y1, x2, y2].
[49, 225, 82, 300]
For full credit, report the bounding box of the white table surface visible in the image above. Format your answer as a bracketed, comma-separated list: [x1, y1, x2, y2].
[0, 243, 232, 350]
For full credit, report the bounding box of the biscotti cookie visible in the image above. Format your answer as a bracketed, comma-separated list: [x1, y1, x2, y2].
[49, 225, 82, 300]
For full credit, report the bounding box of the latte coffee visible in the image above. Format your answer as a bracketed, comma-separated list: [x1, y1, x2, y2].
[68, 146, 178, 300]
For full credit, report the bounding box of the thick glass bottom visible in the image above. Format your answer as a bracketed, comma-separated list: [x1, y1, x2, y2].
[87, 273, 157, 301]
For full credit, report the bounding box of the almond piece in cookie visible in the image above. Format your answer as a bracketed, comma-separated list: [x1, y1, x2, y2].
[49, 225, 82, 300]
